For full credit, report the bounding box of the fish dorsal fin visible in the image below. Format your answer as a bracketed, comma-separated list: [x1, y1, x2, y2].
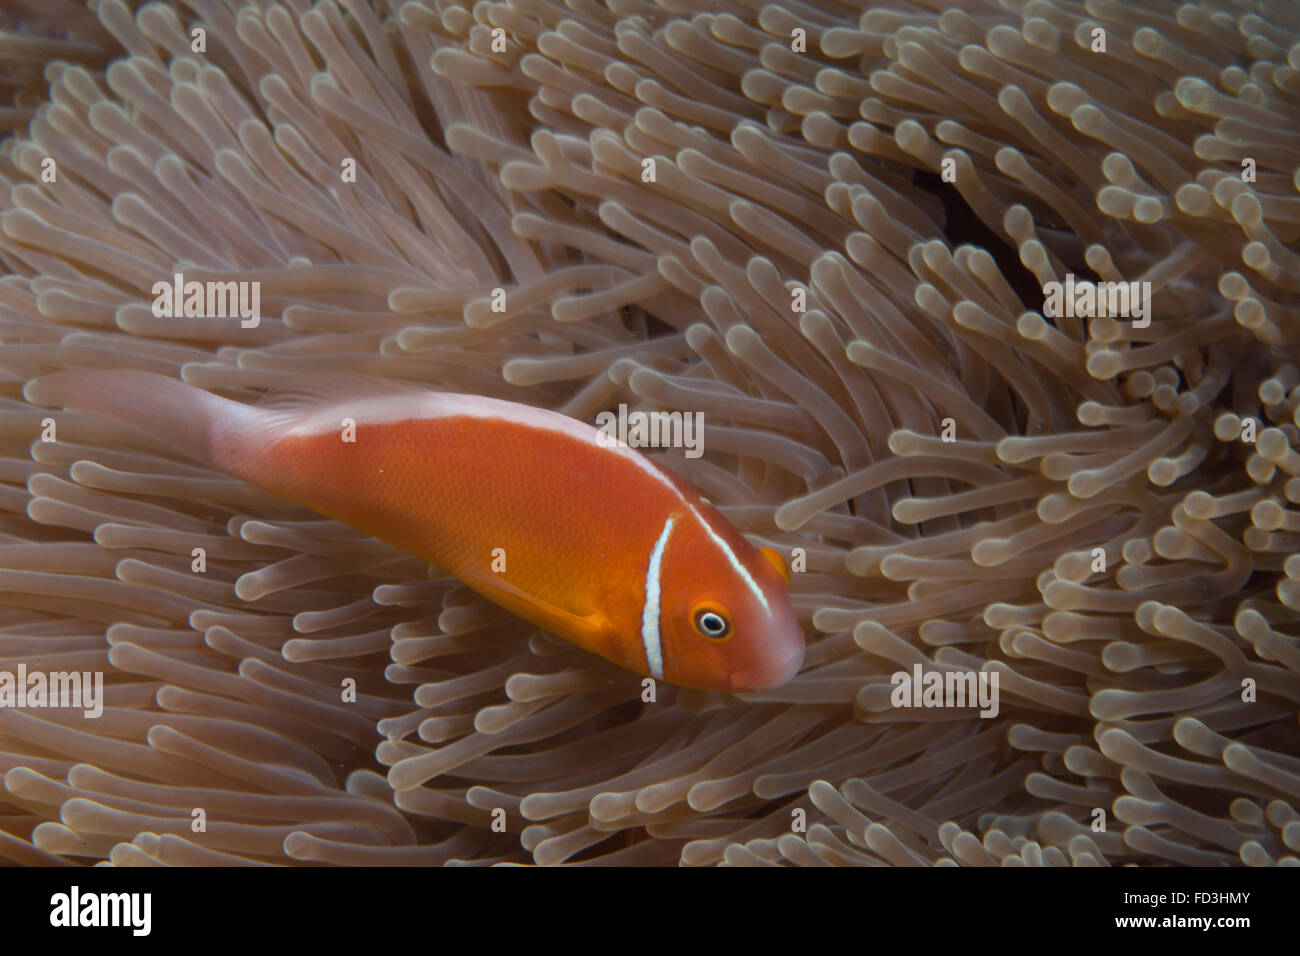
[253, 373, 434, 414]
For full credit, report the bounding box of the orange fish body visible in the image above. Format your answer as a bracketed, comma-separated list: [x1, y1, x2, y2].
[28, 371, 804, 691]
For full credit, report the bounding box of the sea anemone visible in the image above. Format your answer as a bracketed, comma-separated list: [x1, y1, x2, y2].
[0, 0, 1297, 866]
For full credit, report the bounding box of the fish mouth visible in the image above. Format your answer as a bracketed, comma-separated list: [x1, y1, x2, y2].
[728, 646, 804, 691]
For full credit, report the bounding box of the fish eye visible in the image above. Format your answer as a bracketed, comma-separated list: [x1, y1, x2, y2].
[694, 606, 731, 640]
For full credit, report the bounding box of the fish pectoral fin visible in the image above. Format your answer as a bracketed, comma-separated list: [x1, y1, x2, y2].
[479, 577, 614, 643]
[760, 546, 790, 584]
[532, 603, 612, 642]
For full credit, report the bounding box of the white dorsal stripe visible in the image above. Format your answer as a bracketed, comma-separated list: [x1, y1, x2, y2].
[641, 515, 675, 680]
[280, 391, 688, 503]
[688, 504, 769, 613]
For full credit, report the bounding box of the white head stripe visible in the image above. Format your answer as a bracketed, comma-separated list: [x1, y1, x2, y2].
[641, 515, 675, 680]
[688, 504, 769, 613]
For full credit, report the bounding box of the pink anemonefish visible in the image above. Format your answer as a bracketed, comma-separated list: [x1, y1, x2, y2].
[26, 371, 805, 692]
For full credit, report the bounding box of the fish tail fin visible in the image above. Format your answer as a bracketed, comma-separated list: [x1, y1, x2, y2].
[23, 369, 259, 474]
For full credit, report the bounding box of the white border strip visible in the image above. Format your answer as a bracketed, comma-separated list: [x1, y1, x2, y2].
[688, 504, 769, 613]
